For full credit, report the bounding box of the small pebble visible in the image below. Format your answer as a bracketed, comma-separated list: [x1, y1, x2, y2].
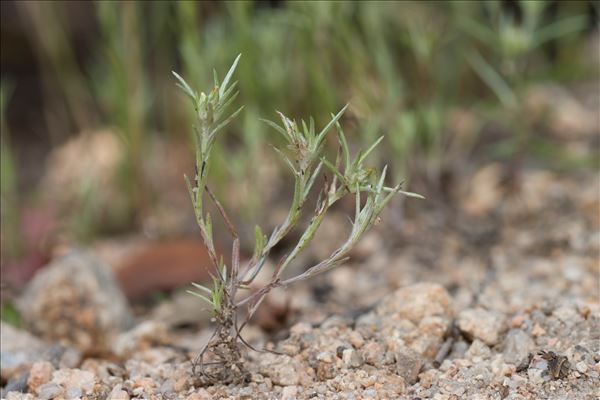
[575, 361, 588, 374]
[457, 308, 505, 346]
[281, 385, 298, 400]
[27, 361, 54, 392]
[36, 382, 63, 400]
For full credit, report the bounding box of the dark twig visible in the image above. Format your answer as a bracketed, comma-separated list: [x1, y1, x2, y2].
[433, 337, 453, 368]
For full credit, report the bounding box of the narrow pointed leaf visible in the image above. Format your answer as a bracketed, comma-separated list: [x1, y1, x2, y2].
[377, 165, 388, 193]
[210, 105, 244, 137]
[304, 160, 323, 198]
[215, 90, 239, 121]
[261, 118, 290, 142]
[375, 186, 400, 215]
[220, 81, 238, 105]
[205, 213, 213, 242]
[272, 145, 298, 175]
[213, 68, 219, 87]
[358, 135, 384, 165]
[252, 225, 265, 261]
[172, 71, 196, 100]
[315, 104, 349, 149]
[186, 290, 213, 306]
[355, 183, 361, 222]
[399, 190, 425, 199]
[335, 120, 350, 171]
[184, 174, 195, 204]
[191, 282, 213, 295]
[321, 157, 346, 187]
[220, 54, 242, 98]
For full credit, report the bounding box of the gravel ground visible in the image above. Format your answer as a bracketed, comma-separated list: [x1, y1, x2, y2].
[2, 167, 599, 400]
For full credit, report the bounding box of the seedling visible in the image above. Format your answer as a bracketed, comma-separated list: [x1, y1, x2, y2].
[174, 55, 422, 384]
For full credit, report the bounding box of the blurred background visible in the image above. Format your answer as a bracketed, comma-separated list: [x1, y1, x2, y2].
[1, 1, 598, 323]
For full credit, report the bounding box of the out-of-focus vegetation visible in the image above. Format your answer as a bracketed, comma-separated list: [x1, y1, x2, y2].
[1, 81, 22, 259]
[1, 0, 597, 248]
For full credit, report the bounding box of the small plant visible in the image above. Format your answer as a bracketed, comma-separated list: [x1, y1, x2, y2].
[173, 55, 422, 384]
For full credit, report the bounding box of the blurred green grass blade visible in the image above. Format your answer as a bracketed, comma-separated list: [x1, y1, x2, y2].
[532, 15, 587, 48]
[459, 16, 498, 47]
[468, 51, 516, 108]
